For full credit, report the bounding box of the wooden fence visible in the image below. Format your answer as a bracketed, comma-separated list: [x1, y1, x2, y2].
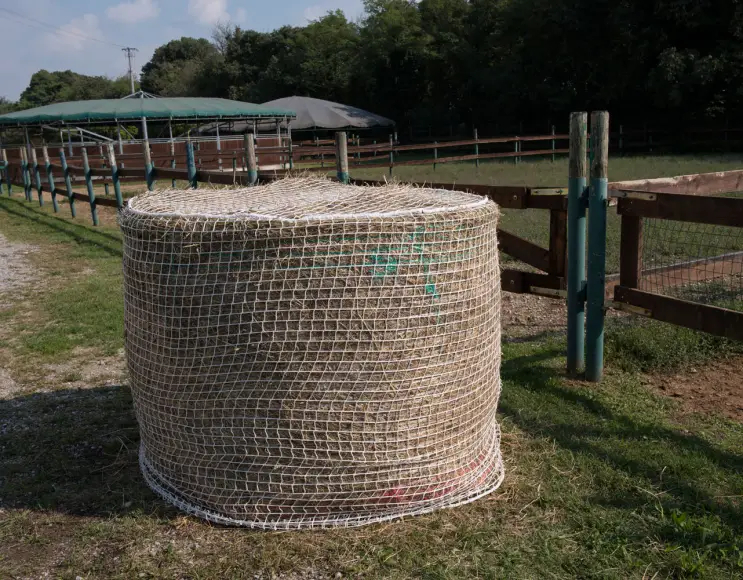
[610, 173, 743, 341]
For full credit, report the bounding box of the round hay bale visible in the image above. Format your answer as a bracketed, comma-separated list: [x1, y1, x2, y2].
[120, 177, 504, 529]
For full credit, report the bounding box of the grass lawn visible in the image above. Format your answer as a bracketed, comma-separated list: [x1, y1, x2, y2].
[1, 157, 742, 579]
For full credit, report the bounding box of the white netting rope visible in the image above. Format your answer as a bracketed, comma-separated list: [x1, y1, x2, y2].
[120, 177, 503, 529]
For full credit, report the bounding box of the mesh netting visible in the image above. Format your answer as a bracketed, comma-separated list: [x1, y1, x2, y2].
[640, 216, 743, 311]
[120, 177, 503, 529]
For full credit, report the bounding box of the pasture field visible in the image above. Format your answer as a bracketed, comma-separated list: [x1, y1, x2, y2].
[0, 155, 742, 579]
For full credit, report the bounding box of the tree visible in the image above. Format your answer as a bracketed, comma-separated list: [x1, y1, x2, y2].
[140, 37, 220, 96]
[19, 70, 133, 107]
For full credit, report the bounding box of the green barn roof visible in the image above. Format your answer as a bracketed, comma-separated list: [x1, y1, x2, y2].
[0, 97, 295, 126]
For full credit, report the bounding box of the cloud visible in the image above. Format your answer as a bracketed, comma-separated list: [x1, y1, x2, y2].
[106, 0, 160, 24]
[235, 7, 247, 24]
[188, 0, 229, 25]
[44, 14, 102, 52]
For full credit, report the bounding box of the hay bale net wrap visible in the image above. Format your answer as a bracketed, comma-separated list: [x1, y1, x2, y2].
[120, 178, 503, 529]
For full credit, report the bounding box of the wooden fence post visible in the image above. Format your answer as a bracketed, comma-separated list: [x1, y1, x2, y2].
[619, 215, 643, 289]
[288, 137, 294, 171]
[551, 125, 556, 162]
[567, 112, 588, 375]
[81, 148, 99, 226]
[474, 128, 479, 169]
[389, 134, 394, 177]
[107, 143, 123, 210]
[59, 149, 76, 217]
[619, 125, 624, 154]
[186, 142, 198, 189]
[1, 149, 10, 195]
[42, 146, 59, 213]
[335, 131, 349, 184]
[586, 111, 609, 382]
[245, 133, 257, 185]
[232, 156, 237, 185]
[513, 139, 519, 164]
[142, 140, 154, 192]
[433, 141, 438, 170]
[30, 147, 43, 206]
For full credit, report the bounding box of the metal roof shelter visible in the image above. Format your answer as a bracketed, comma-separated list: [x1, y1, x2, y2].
[0, 97, 295, 126]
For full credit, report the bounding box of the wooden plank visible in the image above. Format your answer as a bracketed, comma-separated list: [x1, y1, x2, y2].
[498, 229, 551, 272]
[617, 193, 743, 227]
[548, 209, 568, 276]
[117, 166, 146, 178]
[153, 167, 189, 180]
[613, 286, 743, 341]
[501, 270, 565, 294]
[619, 216, 643, 288]
[87, 167, 110, 177]
[609, 170, 743, 196]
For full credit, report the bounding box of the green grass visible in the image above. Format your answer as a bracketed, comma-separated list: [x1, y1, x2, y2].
[0, 197, 124, 362]
[606, 316, 743, 374]
[1, 160, 743, 578]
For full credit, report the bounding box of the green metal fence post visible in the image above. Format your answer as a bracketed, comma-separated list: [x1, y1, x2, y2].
[42, 146, 59, 213]
[186, 142, 197, 189]
[335, 131, 349, 184]
[31, 147, 43, 206]
[433, 141, 438, 170]
[567, 112, 588, 375]
[585, 111, 609, 382]
[107, 143, 123, 210]
[81, 148, 99, 226]
[59, 149, 76, 218]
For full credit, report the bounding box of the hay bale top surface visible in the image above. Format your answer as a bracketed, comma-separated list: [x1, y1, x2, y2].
[125, 178, 490, 222]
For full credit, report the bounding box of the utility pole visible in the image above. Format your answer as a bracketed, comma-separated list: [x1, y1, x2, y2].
[122, 47, 138, 94]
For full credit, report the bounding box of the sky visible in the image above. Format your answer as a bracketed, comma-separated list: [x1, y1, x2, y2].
[0, 0, 365, 101]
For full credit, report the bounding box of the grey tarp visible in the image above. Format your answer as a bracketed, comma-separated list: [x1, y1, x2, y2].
[261, 97, 394, 130]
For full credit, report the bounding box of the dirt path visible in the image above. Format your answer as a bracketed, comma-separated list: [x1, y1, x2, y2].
[0, 232, 36, 293]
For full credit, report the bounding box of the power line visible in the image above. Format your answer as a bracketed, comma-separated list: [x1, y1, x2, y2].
[0, 7, 126, 48]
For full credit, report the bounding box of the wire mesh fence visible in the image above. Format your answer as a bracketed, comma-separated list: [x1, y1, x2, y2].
[639, 210, 743, 311]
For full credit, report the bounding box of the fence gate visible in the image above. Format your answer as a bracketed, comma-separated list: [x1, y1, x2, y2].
[611, 189, 743, 340]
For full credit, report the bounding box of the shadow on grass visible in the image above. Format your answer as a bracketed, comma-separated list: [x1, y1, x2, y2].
[0, 384, 170, 518]
[500, 349, 743, 539]
[0, 196, 123, 257]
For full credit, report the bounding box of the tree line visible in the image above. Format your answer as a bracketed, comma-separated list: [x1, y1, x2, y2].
[6, 0, 743, 135]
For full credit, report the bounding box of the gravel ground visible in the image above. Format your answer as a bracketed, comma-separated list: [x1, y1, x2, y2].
[0, 233, 36, 293]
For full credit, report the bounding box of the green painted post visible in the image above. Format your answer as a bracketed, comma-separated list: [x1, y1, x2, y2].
[288, 138, 293, 170]
[567, 112, 588, 375]
[171, 157, 177, 188]
[335, 131, 349, 184]
[20, 148, 31, 201]
[59, 150, 76, 218]
[31, 148, 43, 206]
[107, 143, 123, 210]
[585, 111, 609, 382]
[42, 146, 59, 213]
[513, 139, 519, 164]
[474, 128, 479, 169]
[81, 148, 99, 226]
[232, 156, 237, 184]
[433, 141, 438, 170]
[186, 142, 197, 189]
